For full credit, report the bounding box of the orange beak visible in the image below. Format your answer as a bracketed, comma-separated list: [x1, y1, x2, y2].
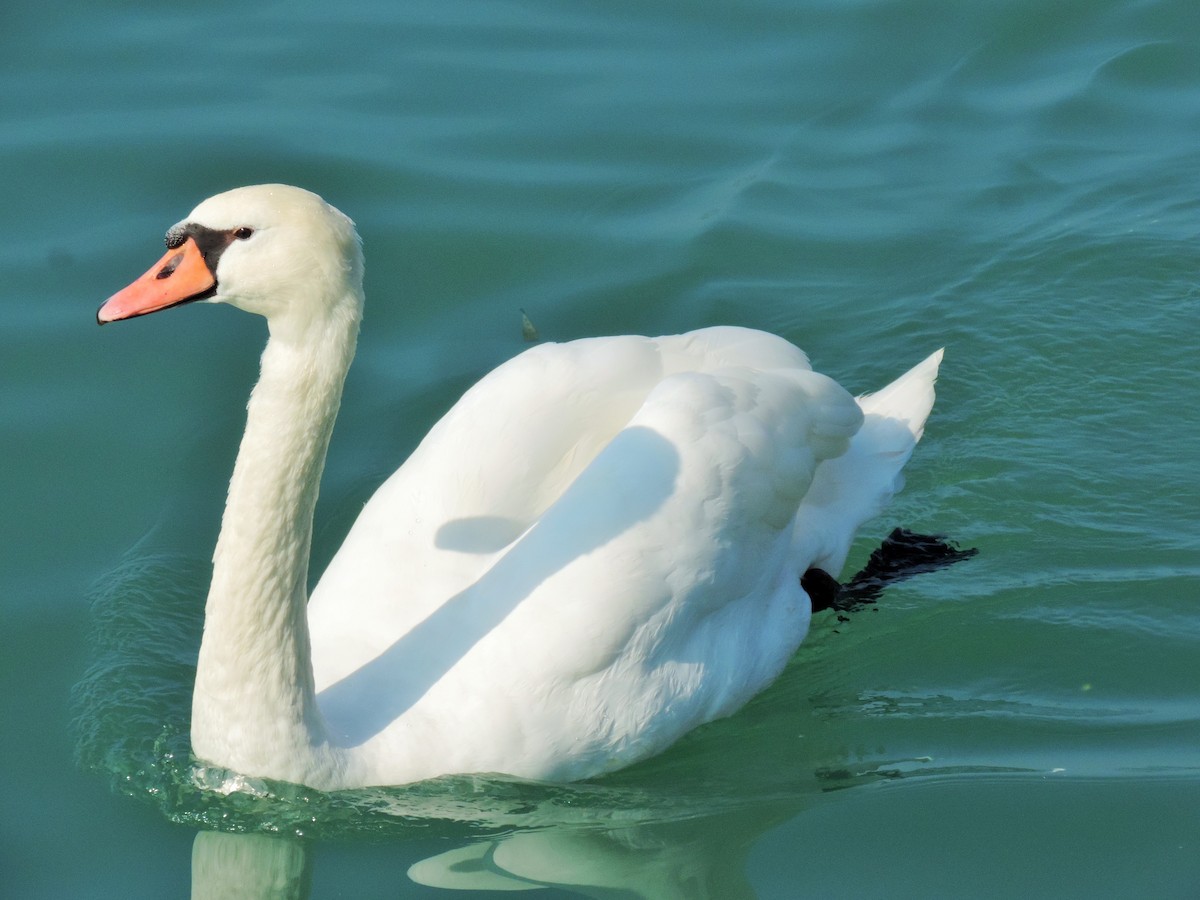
[97, 237, 217, 324]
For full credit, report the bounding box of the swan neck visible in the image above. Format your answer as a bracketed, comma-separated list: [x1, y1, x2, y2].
[191, 301, 359, 784]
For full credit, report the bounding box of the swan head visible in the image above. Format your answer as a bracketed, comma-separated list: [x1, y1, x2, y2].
[98, 184, 364, 334]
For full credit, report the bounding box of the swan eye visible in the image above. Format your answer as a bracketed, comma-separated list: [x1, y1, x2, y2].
[233, 227, 254, 240]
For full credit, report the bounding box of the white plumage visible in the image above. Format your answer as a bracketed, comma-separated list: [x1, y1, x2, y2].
[99, 184, 943, 790]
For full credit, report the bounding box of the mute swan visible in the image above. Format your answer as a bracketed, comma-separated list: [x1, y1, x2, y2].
[98, 184, 944, 790]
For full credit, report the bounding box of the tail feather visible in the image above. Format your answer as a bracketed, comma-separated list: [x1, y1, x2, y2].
[856, 347, 943, 444]
[794, 349, 943, 577]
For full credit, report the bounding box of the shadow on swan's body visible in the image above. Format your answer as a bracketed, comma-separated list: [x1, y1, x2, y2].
[98, 184, 947, 791]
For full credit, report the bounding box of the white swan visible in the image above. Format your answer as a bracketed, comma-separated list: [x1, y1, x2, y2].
[98, 184, 943, 790]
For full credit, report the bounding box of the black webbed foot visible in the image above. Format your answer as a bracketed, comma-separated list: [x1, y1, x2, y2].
[805, 528, 978, 615]
[801, 567, 842, 613]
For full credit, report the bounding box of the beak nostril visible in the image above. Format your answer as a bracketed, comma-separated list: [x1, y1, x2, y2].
[156, 252, 184, 280]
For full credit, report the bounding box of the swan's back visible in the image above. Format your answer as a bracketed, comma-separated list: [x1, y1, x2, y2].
[307, 326, 934, 782]
[310, 327, 839, 619]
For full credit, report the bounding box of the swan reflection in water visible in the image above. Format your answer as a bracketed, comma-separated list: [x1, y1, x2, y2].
[190, 803, 792, 899]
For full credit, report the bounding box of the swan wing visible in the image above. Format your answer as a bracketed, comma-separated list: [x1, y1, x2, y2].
[309, 327, 824, 650]
[308, 328, 863, 777]
[439, 359, 861, 776]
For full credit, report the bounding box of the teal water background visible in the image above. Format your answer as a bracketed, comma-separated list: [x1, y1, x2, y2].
[3, 0, 1199, 896]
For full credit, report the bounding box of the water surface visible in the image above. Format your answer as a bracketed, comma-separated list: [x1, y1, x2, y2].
[3, 0, 1198, 896]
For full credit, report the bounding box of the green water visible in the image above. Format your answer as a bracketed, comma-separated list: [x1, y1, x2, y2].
[3, 0, 1199, 896]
